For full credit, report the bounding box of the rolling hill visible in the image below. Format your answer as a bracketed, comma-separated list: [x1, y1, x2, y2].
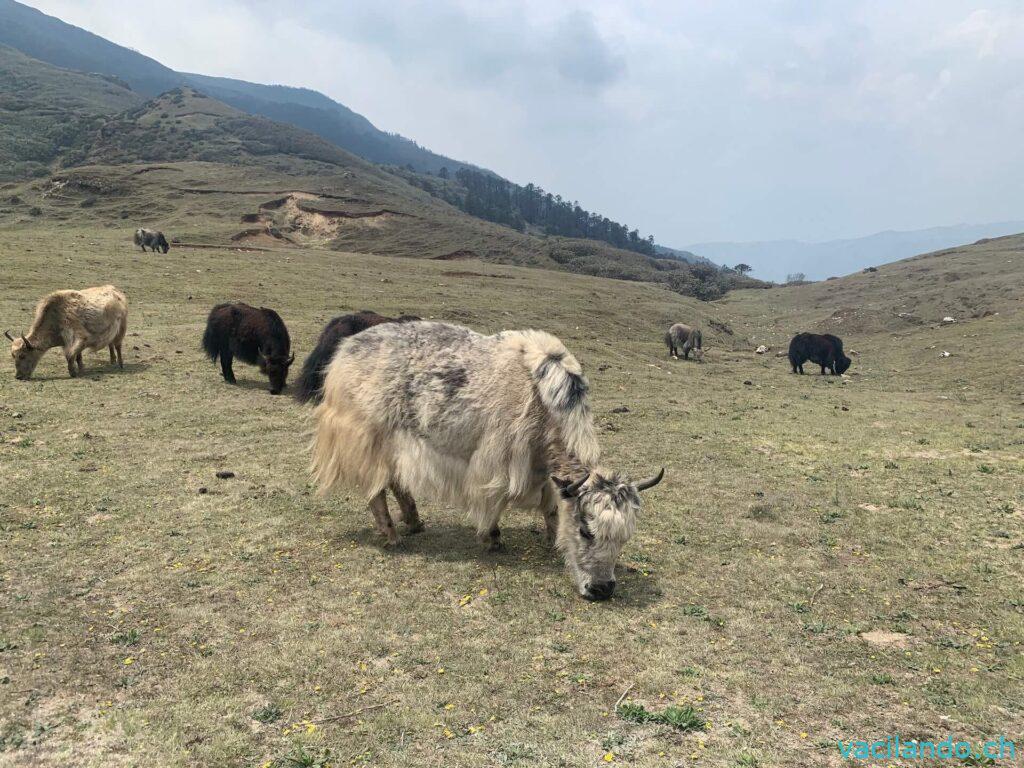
[0, 53, 760, 299]
[0, 0, 480, 175]
[688, 222, 1024, 282]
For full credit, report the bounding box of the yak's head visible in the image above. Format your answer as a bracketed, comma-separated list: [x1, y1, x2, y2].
[6, 331, 44, 380]
[261, 353, 295, 395]
[157, 234, 170, 254]
[835, 355, 851, 375]
[551, 467, 664, 601]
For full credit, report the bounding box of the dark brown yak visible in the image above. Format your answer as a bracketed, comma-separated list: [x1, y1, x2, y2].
[295, 310, 420, 403]
[202, 303, 294, 394]
[788, 332, 851, 375]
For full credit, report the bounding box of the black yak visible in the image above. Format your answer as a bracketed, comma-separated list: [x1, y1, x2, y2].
[295, 310, 420, 404]
[202, 303, 294, 394]
[788, 332, 851, 375]
[134, 228, 170, 254]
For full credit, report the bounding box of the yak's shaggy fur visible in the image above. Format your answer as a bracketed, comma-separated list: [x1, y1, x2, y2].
[665, 323, 703, 360]
[311, 320, 663, 599]
[295, 310, 420, 404]
[7, 284, 127, 380]
[133, 228, 169, 253]
[788, 332, 851, 375]
[202, 303, 294, 394]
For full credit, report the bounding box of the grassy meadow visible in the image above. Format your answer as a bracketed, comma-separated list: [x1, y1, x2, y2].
[1, 205, 1023, 768]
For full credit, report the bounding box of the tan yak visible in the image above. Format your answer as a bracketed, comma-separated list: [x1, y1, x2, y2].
[7, 285, 128, 380]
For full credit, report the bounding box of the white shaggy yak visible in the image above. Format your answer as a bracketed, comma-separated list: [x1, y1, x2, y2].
[311, 320, 663, 600]
[7, 284, 128, 380]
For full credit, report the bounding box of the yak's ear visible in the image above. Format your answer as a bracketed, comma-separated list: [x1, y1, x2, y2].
[551, 475, 587, 498]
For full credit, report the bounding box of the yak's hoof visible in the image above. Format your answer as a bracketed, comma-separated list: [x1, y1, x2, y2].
[381, 532, 400, 548]
[406, 521, 425, 534]
[485, 539, 504, 553]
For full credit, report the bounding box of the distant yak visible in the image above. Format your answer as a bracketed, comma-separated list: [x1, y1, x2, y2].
[788, 332, 851, 375]
[202, 303, 294, 394]
[295, 310, 421, 404]
[134, 228, 170, 254]
[665, 323, 703, 360]
[7, 284, 127, 380]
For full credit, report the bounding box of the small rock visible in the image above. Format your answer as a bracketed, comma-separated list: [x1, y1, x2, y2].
[597, 364, 611, 372]
[11, 412, 22, 419]
[743, 380, 753, 386]
[940, 351, 951, 358]
[215, 471, 235, 480]
[755, 345, 769, 354]
[841, 406, 849, 411]
[610, 406, 630, 414]
[941, 316, 956, 324]
[198, 487, 208, 494]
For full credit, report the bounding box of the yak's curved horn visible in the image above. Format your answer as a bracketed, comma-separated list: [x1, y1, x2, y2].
[3, 330, 14, 342]
[287, 354, 295, 365]
[552, 474, 588, 497]
[635, 467, 665, 492]
[20, 334, 33, 350]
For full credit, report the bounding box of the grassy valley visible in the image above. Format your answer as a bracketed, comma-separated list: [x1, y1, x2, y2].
[1, 214, 1022, 767]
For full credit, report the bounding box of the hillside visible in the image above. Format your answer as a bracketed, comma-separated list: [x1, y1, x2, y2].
[0, 0, 674, 263]
[689, 222, 1024, 282]
[0, 0, 478, 175]
[0, 64, 760, 299]
[0, 43, 141, 179]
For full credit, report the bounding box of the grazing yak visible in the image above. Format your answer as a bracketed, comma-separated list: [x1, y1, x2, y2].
[295, 310, 421, 404]
[7, 284, 127, 380]
[788, 332, 851, 375]
[665, 323, 703, 360]
[133, 228, 170, 253]
[202, 303, 294, 394]
[311, 320, 664, 601]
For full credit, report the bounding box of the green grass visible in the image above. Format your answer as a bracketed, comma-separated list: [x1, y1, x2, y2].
[0, 205, 1022, 767]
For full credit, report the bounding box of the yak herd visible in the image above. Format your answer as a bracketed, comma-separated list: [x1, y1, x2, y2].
[5, 233, 853, 600]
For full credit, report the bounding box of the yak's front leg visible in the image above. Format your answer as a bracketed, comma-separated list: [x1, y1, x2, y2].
[65, 340, 86, 377]
[390, 484, 424, 533]
[368, 490, 399, 547]
[474, 505, 504, 552]
[540, 482, 559, 545]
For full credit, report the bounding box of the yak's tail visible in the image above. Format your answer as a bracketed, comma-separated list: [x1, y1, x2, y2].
[295, 342, 333, 404]
[201, 309, 225, 362]
[516, 330, 599, 466]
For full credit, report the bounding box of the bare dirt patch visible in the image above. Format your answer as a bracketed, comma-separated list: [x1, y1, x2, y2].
[858, 630, 915, 649]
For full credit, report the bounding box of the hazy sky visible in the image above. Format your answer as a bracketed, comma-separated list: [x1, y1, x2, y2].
[26, 0, 1024, 245]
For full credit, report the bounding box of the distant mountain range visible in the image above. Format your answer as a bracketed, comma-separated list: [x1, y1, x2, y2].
[687, 221, 1024, 282]
[0, 0, 479, 175]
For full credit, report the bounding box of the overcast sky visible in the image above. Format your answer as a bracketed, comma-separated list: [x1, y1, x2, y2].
[26, 0, 1024, 245]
